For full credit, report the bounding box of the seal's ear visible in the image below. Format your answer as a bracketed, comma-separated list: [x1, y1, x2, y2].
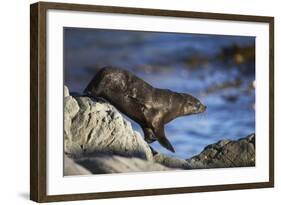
[157, 136, 175, 153]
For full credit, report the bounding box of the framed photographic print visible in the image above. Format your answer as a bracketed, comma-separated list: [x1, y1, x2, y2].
[30, 1, 274, 202]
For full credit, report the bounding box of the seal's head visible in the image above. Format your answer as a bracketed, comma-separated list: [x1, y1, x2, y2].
[180, 93, 206, 115]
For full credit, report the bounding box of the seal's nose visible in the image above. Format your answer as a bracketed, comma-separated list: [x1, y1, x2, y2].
[199, 104, 207, 112]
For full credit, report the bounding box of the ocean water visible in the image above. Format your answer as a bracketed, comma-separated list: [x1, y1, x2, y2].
[64, 28, 255, 159]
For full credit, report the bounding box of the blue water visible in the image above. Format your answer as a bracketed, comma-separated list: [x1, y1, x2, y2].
[64, 28, 255, 159]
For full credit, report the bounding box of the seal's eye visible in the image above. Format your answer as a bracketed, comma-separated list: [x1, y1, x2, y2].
[196, 102, 201, 107]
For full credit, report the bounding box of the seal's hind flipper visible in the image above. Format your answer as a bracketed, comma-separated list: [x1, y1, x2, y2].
[157, 136, 175, 153]
[142, 127, 157, 143]
[149, 146, 158, 155]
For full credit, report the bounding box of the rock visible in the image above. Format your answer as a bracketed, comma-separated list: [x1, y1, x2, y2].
[64, 85, 69, 97]
[153, 152, 191, 169]
[187, 134, 255, 169]
[74, 154, 172, 174]
[64, 89, 153, 161]
[64, 85, 255, 174]
[64, 155, 92, 176]
[64, 91, 80, 152]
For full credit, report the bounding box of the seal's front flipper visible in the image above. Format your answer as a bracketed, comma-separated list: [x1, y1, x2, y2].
[157, 136, 175, 153]
[152, 125, 175, 153]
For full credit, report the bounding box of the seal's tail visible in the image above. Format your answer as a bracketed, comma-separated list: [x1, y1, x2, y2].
[84, 67, 111, 96]
[158, 136, 175, 153]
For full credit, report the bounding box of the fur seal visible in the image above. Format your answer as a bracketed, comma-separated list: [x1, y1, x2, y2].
[84, 66, 206, 153]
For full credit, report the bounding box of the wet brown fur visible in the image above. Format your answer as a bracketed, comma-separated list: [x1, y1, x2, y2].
[84, 66, 206, 153]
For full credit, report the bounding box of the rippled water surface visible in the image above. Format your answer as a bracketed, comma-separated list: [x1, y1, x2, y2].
[64, 28, 255, 159]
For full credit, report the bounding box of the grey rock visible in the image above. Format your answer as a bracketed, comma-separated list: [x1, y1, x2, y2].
[74, 154, 172, 174]
[64, 90, 153, 161]
[64, 155, 92, 176]
[64, 85, 69, 97]
[153, 152, 191, 169]
[64, 94, 80, 152]
[187, 134, 255, 169]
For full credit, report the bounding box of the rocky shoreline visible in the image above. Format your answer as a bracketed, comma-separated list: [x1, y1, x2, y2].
[64, 86, 255, 175]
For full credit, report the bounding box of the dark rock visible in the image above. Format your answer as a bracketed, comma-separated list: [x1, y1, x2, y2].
[187, 134, 255, 169]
